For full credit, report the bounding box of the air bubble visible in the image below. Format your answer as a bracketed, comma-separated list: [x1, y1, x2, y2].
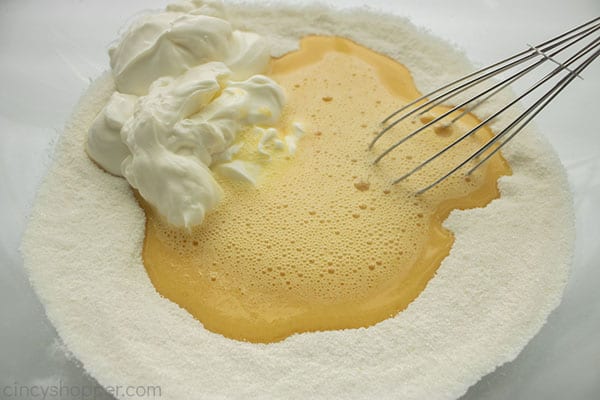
[141, 35, 509, 343]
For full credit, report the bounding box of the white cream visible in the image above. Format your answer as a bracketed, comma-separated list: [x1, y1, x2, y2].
[214, 160, 261, 185]
[285, 122, 305, 156]
[86, 92, 136, 176]
[120, 64, 285, 228]
[86, 0, 298, 228]
[108, 3, 270, 95]
[257, 127, 285, 159]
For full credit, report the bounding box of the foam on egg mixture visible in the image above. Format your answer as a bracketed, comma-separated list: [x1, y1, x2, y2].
[141, 36, 510, 343]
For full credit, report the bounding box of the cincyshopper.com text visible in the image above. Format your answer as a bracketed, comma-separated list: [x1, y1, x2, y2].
[2, 381, 161, 399]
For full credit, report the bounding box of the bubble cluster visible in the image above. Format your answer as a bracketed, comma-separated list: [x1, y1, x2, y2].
[141, 36, 510, 343]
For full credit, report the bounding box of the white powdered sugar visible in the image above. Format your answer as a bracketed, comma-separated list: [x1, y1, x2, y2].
[21, 2, 573, 399]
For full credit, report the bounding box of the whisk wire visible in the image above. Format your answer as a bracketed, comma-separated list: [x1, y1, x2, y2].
[376, 17, 599, 130]
[371, 19, 600, 158]
[394, 35, 600, 187]
[418, 48, 599, 195]
[428, 25, 599, 125]
[371, 17, 600, 193]
[466, 46, 600, 177]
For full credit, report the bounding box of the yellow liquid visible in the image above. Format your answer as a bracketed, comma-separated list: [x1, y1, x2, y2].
[141, 36, 511, 343]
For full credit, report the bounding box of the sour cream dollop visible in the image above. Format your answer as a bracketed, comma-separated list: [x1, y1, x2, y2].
[86, 0, 298, 228]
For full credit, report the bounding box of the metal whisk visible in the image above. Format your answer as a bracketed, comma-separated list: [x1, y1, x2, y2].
[370, 16, 600, 194]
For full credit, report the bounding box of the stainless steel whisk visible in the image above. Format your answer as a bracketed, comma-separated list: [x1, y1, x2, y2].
[370, 17, 600, 194]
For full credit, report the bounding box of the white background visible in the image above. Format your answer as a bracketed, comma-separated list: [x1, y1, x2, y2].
[0, 0, 598, 399]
